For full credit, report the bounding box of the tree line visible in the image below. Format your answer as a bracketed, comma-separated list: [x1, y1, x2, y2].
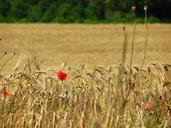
[0, 0, 171, 23]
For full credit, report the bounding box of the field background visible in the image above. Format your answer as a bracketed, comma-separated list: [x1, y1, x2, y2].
[0, 24, 171, 72]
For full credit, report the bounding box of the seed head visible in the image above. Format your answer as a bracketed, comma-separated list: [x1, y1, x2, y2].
[131, 6, 136, 12]
[144, 6, 148, 11]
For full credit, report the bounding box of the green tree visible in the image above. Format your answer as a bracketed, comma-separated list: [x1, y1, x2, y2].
[8, 0, 29, 21]
[0, 0, 10, 21]
[28, 5, 42, 22]
[0, 0, 170, 23]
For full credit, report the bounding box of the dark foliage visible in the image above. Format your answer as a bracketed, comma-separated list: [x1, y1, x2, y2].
[0, 0, 170, 23]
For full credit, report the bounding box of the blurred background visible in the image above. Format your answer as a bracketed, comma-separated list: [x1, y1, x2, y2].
[0, 0, 171, 23]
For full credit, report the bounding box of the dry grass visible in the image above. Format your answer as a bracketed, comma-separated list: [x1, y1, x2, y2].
[0, 24, 171, 128]
[0, 58, 171, 128]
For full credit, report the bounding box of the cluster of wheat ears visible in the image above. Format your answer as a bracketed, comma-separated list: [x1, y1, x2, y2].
[0, 6, 171, 128]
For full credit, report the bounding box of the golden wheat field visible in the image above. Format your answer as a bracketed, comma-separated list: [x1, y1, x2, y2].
[0, 24, 171, 71]
[0, 24, 171, 128]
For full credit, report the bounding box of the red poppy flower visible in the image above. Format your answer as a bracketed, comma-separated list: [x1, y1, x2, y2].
[3, 89, 10, 97]
[57, 70, 67, 81]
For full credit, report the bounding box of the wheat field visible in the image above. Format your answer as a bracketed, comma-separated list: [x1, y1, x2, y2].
[0, 24, 171, 71]
[0, 24, 171, 128]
